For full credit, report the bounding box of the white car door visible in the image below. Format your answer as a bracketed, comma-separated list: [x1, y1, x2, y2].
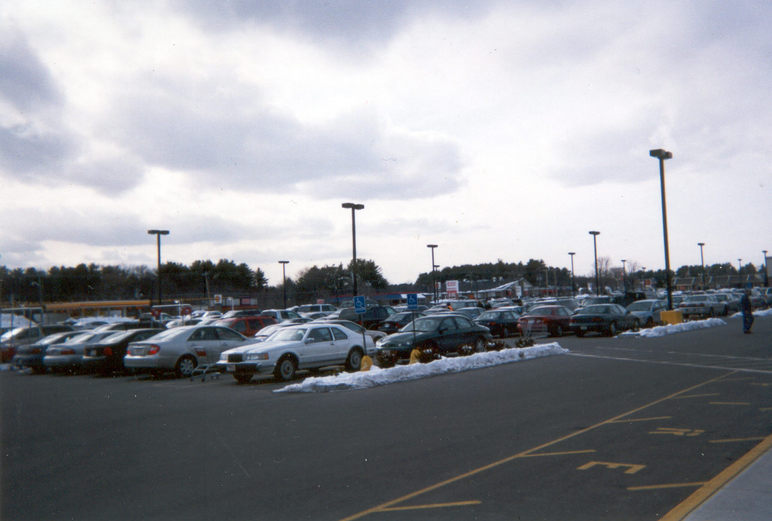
[303, 326, 338, 366]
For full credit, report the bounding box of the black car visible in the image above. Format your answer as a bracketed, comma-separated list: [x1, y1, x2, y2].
[570, 304, 640, 337]
[82, 328, 164, 373]
[474, 309, 520, 338]
[378, 311, 425, 334]
[331, 306, 396, 329]
[375, 313, 492, 367]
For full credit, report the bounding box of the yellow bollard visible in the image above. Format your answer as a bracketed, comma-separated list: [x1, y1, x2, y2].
[360, 355, 373, 372]
[660, 310, 683, 325]
[409, 349, 422, 364]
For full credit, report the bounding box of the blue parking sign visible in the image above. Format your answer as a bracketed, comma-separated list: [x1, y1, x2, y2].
[407, 293, 418, 311]
[354, 295, 367, 314]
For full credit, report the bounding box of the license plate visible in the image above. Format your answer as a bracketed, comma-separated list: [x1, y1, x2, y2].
[226, 365, 235, 372]
[580, 326, 587, 331]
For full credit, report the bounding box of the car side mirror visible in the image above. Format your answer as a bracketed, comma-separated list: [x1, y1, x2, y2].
[304, 338, 313, 344]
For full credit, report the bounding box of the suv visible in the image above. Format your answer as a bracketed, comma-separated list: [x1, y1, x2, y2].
[215, 316, 278, 337]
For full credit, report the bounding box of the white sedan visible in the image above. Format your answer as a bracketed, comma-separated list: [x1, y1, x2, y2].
[124, 325, 247, 377]
[217, 323, 370, 384]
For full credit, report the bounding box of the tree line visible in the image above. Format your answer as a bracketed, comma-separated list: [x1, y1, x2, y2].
[0, 257, 761, 308]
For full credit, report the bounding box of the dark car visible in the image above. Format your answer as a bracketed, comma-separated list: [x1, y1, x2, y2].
[331, 306, 396, 329]
[378, 311, 425, 334]
[214, 316, 277, 337]
[12, 331, 84, 373]
[517, 305, 572, 337]
[474, 309, 520, 338]
[83, 328, 165, 373]
[570, 304, 640, 337]
[1, 324, 74, 362]
[374, 313, 492, 367]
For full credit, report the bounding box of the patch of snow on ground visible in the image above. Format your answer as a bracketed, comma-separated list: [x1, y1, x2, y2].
[275, 343, 568, 393]
[619, 317, 727, 338]
[730, 308, 772, 318]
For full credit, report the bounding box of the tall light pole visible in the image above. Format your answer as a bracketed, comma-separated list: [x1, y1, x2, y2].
[589, 231, 600, 296]
[427, 244, 438, 303]
[341, 203, 364, 297]
[738, 258, 743, 286]
[763, 250, 769, 287]
[621, 259, 627, 292]
[698, 242, 706, 289]
[147, 229, 169, 306]
[649, 148, 674, 310]
[568, 252, 576, 297]
[279, 260, 289, 309]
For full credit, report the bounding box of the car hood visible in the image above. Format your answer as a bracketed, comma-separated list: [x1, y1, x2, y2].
[222, 339, 300, 355]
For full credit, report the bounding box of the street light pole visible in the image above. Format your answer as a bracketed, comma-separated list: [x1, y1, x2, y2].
[427, 244, 438, 303]
[147, 229, 169, 306]
[568, 252, 576, 297]
[589, 231, 600, 296]
[341, 203, 364, 297]
[621, 259, 627, 292]
[763, 250, 769, 287]
[649, 148, 674, 310]
[279, 260, 289, 308]
[698, 242, 706, 289]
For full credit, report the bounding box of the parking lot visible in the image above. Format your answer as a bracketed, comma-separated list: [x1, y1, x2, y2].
[1, 315, 770, 521]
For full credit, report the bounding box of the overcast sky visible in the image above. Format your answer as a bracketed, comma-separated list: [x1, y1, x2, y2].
[1, 0, 770, 287]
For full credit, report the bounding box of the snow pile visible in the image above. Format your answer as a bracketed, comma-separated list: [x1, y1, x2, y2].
[730, 308, 772, 318]
[275, 343, 568, 393]
[624, 317, 727, 338]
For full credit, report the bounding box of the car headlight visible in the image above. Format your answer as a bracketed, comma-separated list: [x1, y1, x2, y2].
[245, 352, 269, 361]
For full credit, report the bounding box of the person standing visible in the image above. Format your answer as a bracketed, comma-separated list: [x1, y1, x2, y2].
[740, 289, 754, 334]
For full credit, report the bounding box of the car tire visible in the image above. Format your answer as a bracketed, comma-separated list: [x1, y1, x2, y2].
[473, 337, 487, 353]
[418, 342, 438, 363]
[645, 317, 654, 328]
[345, 348, 363, 372]
[576, 330, 585, 338]
[274, 356, 297, 381]
[606, 322, 617, 337]
[632, 319, 641, 332]
[550, 324, 563, 337]
[234, 373, 252, 384]
[175, 355, 197, 377]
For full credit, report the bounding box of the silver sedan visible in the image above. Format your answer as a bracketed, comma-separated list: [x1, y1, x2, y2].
[124, 325, 247, 377]
[43, 330, 120, 371]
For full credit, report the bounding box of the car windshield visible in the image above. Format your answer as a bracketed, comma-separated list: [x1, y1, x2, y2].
[685, 296, 708, 303]
[527, 307, 555, 316]
[478, 311, 502, 320]
[64, 332, 97, 343]
[272, 328, 307, 342]
[627, 301, 652, 311]
[401, 316, 442, 332]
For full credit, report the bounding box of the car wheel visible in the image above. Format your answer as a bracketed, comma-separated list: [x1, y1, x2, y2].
[175, 355, 197, 377]
[550, 324, 563, 337]
[274, 356, 297, 381]
[606, 322, 617, 337]
[234, 373, 252, 384]
[473, 337, 487, 353]
[345, 348, 363, 372]
[645, 317, 654, 328]
[632, 319, 641, 332]
[576, 330, 585, 338]
[418, 343, 439, 363]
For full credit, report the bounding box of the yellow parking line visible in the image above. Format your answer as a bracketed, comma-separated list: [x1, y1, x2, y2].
[610, 416, 672, 423]
[339, 371, 736, 521]
[379, 501, 481, 512]
[708, 437, 766, 444]
[709, 401, 750, 406]
[671, 393, 720, 400]
[521, 449, 596, 458]
[629, 482, 705, 491]
[660, 432, 772, 521]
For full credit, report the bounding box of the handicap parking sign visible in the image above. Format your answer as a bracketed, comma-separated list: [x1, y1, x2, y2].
[354, 295, 367, 314]
[407, 293, 418, 311]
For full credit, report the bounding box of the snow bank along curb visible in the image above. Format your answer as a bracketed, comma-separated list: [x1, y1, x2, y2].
[274, 343, 568, 393]
[620, 317, 727, 338]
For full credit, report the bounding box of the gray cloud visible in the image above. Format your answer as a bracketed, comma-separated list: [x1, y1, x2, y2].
[0, 28, 62, 111]
[176, 0, 493, 51]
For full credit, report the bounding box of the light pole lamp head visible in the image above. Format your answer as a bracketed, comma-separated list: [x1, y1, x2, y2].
[698, 242, 705, 247]
[427, 244, 438, 249]
[649, 149, 672, 160]
[568, 252, 575, 256]
[279, 260, 289, 266]
[147, 229, 170, 235]
[342, 202, 364, 210]
[589, 230, 600, 236]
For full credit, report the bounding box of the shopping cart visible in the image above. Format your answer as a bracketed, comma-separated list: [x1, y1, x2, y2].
[516, 317, 548, 347]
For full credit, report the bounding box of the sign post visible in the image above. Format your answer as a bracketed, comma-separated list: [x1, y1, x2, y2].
[353, 296, 372, 370]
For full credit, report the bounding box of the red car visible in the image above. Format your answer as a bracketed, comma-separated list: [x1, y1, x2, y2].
[517, 305, 573, 337]
[214, 316, 277, 337]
